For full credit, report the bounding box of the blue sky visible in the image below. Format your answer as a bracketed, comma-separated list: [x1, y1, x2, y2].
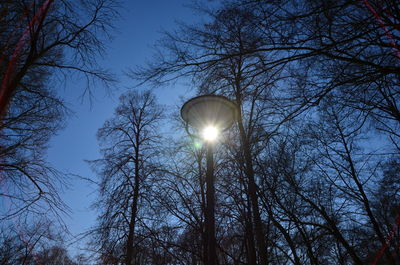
[46, 0, 200, 254]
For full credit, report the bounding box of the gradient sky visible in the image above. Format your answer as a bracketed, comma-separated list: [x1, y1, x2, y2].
[46, 0, 200, 254]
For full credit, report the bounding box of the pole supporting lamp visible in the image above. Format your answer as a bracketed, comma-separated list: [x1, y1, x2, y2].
[181, 95, 237, 265]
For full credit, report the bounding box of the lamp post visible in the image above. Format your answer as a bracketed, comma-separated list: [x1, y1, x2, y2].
[181, 95, 237, 265]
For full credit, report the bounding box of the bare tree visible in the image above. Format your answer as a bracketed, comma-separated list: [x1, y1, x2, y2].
[125, 0, 400, 264]
[0, 0, 119, 223]
[90, 90, 164, 265]
[0, 218, 80, 265]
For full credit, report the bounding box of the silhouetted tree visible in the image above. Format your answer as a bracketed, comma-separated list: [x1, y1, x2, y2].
[90, 90, 164, 265]
[0, 219, 81, 265]
[0, 0, 119, 222]
[125, 0, 400, 264]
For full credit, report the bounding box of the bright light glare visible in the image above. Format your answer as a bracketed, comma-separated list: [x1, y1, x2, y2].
[202, 126, 219, 142]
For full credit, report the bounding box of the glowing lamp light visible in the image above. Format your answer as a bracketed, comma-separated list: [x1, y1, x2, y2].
[202, 126, 219, 142]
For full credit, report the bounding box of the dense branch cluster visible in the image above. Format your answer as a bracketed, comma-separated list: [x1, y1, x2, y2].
[95, 0, 399, 264]
[1, 0, 400, 264]
[0, 0, 118, 261]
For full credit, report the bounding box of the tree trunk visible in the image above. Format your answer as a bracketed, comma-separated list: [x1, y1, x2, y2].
[245, 195, 257, 265]
[126, 140, 141, 265]
[236, 110, 268, 265]
[125, 178, 139, 265]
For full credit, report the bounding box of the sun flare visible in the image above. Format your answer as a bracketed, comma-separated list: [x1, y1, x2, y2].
[202, 126, 219, 142]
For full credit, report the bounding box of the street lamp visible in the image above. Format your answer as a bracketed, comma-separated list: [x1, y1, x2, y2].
[181, 95, 237, 265]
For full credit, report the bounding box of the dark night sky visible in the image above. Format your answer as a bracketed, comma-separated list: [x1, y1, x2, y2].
[47, 0, 198, 253]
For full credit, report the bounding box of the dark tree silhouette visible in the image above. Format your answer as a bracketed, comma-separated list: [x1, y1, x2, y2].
[90, 90, 164, 265]
[127, 1, 400, 264]
[0, 219, 82, 265]
[0, 0, 119, 222]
